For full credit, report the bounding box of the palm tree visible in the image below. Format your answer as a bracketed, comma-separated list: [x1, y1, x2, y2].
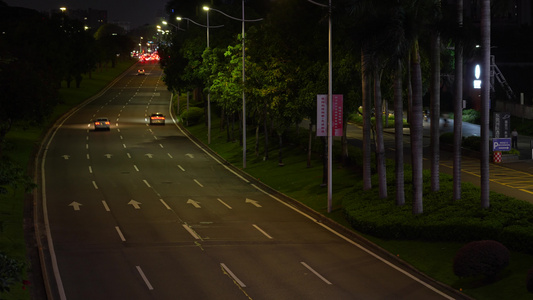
[453, 0, 464, 201]
[480, 0, 490, 208]
[410, 39, 424, 215]
[373, 67, 387, 198]
[361, 48, 373, 191]
[429, 0, 442, 192]
[393, 59, 405, 206]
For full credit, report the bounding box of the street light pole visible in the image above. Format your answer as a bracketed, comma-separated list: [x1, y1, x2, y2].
[307, 0, 333, 212]
[203, 5, 262, 169]
[204, 6, 212, 145]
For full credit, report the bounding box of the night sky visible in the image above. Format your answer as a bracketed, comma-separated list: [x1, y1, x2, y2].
[4, 0, 168, 28]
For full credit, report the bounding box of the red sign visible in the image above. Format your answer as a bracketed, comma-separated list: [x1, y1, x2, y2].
[317, 94, 343, 137]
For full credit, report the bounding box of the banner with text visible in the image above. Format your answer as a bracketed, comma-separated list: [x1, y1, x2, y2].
[317, 94, 343, 137]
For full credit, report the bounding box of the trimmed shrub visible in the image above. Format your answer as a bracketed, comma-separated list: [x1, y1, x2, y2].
[180, 107, 204, 126]
[453, 240, 510, 278]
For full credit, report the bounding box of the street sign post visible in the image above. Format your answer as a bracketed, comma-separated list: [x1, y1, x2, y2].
[492, 138, 511, 151]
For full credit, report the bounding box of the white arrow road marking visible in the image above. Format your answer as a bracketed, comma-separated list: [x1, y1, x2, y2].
[62, 155, 70, 160]
[145, 153, 153, 158]
[253, 224, 273, 239]
[185, 153, 194, 158]
[68, 202, 82, 211]
[136, 266, 154, 290]
[220, 263, 246, 288]
[246, 198, 262, 207]
[300, 262, 332, 285]
[217, 198, 232, 209]
[194, 179, 203, 187]
[104, 154, 112, 158]
[102, 201, 110, 211]
[187, 199, 201, 208]
[128, 200, 142, 209]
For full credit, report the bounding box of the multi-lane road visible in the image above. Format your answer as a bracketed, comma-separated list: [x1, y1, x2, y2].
[37, 63, 464, 299]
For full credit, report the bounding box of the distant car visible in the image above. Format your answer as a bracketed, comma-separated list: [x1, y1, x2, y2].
[137, 69, 145, 75]
[149, 113, 165, 125]
[94, 117, 110, 131]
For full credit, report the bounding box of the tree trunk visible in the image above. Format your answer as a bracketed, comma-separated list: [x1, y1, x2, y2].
[263, 103, 269, 161]
[453, 0, 464, 201]
[430, 31, 441, 191]
[307, 122, 313, 168]
[411, 41, 424, 215]
[278, 131, 284, 166]
[374, 68, 387, 199]
[361, 48, 372, 190]
[255, 125, 260, 157]
[394, 59, 405, 206]
[480, 0, 491, 209]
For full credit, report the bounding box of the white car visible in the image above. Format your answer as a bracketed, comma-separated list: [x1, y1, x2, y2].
[94, 117, 110, 131]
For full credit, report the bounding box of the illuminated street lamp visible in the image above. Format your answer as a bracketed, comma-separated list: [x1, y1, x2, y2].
[203, 3, 263, 169]
[176, 16, 223, 143]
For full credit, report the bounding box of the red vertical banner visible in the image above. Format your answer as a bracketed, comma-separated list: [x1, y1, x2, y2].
[317, 95, 327, 136]
[317, 94, 343, 137]
[333, 95, 343, 136]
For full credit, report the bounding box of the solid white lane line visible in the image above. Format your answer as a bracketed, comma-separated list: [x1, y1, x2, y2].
[177, 165, 185, 171]
[217, 198, 232, 209]
[102, 201, 110, 212]
[88, 166, 92, 174]
[194, 179, 203, 187]
[115, 226, 126, 242]
[134, 165, 139, 172]
[167, 153, 173, 158]
[300, 262, 332, 285]
[92, 181, 98, 189]
[160, 199, 171, 210]
[182, 224, 201, 239]
[143, 180, 151, 188]
[136, 266, 154, 290]
[220, 263, 246, 288]
[252, 224, 273, 239]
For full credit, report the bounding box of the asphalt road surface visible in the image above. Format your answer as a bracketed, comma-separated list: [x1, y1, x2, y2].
[39, 63, 464, 299]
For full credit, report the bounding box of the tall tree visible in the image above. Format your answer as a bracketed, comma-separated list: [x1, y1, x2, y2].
[410, 39, 424, 215]
[453, 0, 464, 201]
[480, 0, 491, 208]
[429, 0, 442, 192]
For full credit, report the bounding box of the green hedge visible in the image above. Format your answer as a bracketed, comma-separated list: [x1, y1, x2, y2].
[341, 170, 533, 254]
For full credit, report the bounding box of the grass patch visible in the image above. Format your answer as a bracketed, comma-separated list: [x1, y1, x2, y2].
[0, 59, 135, 300]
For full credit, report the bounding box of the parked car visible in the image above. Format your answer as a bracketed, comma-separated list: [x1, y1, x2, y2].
[94, 117, 110, 131]
[149, 113, 165, 125]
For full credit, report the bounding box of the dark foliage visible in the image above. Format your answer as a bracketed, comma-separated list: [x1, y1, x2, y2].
[453, 240, 510, 278]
